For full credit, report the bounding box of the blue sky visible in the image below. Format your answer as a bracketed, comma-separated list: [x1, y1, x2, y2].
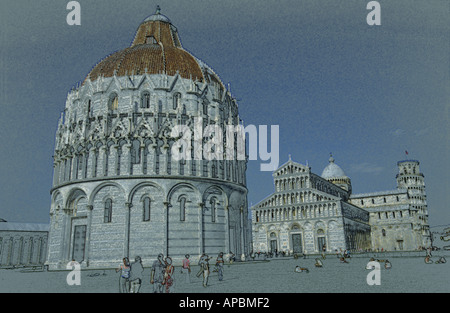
[0, 0, 448, 227]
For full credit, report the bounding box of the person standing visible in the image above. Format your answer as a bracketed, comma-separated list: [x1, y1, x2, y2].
[129, 256, 144, 293]
[116, 257, 131, 293]
[322, 243, 327, 259]
[216, 252, 224, 281]
[197, 254, 211, 287]
[163, 257, 175, 293]
[150, 253, 166, 293]
[181, 254, 191, 283]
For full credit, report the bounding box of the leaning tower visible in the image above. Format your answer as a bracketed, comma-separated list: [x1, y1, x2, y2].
[46, 7, 249, 270]
[396, 160, 431, 247]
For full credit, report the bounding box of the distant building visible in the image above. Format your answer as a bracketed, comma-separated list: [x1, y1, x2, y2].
[0, 221, 49, 268]
[349, 159, 431, 251]
[251, 156, 431, 254]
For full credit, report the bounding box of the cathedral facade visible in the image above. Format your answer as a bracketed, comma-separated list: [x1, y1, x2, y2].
[251, 156, 431, 255]
[46, 8, 249, 270]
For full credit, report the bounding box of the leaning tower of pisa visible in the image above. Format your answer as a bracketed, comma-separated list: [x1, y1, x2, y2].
[396, 159, 431, 247]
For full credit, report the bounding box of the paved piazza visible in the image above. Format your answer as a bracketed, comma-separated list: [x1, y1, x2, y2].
[1, 253, 448, 293]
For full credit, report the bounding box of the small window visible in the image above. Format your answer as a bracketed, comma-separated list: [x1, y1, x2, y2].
[143, 197, 151, 221]
[202, 101, 208, 115]
[382, 229, 386, 237]
[141, 92, 150, 109]
[109, 93, 118, 111]
[173, 93, 181, 110]
[87, 99, 92, 117]
[104, 199, 112, 223]
[146, 36, 157, 44]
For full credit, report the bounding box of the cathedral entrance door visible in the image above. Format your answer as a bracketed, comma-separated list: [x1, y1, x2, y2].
[72, 225, 86, 262]
[270, 240, 277, 254]
[317, 236, 326, 253]
[292, 234, 302, 254]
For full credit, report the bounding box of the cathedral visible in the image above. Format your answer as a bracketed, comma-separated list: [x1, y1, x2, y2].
[251, 156, 431, 255]
[46, 8, 250, 270]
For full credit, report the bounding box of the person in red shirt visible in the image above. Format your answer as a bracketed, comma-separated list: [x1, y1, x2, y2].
[181, 254, 191, 283]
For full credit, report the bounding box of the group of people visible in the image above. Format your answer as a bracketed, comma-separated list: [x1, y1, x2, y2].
[116, 254, 174, 293]
[116, 251, 235, 292]
[367, 257, 392, 269]
[424, 255, 447, 264]
[116, 256, 145, 293]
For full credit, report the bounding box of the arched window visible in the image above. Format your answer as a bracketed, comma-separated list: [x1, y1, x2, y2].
[109, 93, 118, 111]
[87, 99, 92, 117]
[141, 92, 150, 109]
[382, 229, 386, 237]
[131, 139, 141, 164]
[104, 198, 112, 223]
[210, 197, 217, 223]
[143, 197, 151, 221]
[202, 100, 208, 115]
[180, 197, 186, 221]
[173, 92, 181, 110]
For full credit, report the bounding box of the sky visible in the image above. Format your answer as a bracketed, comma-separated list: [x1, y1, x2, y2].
[0, 0, 448, 228]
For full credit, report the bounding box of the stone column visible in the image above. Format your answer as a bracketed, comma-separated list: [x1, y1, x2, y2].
[163, 202, 170, 256]
[85, 204, 93, 267]
[240, 207, 245, 260]
[61, 208, 71, 265]
[199, 202, 205, 255]
[224, 206, 230, 254]
[124, 202, 132, 258]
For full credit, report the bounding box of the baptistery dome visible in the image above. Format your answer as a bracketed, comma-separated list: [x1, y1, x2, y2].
[47, 7, 249, 270]
[85, 7, 223, 87]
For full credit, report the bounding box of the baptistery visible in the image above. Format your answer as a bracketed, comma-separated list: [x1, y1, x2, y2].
[47, 7, 249, 269]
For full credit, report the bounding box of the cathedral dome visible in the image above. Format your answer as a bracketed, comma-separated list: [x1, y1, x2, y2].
[85, 6, 223, 87]
[321, 156, 346, 179]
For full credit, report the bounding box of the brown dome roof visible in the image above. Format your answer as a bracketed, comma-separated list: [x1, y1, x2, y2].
[85, 8, 214, 85]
